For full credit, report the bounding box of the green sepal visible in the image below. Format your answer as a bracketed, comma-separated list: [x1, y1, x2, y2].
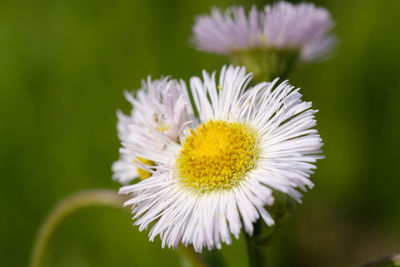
[230, 48, 299, 82]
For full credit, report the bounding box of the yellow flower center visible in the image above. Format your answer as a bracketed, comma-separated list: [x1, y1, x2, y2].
[134, 157, 155, 179]
[177, 120, 258, 192]
[133, 122, 171, 180]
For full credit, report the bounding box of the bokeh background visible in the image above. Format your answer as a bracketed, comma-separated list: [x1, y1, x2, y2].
[1, 0, 400, 266]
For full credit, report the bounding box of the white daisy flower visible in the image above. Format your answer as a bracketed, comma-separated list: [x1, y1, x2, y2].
[192, 2, 336, 62]
[117, 65, 323, 252]
[112, 77, 195, 184]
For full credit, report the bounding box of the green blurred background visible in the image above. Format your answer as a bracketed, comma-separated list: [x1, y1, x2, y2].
[1, 0, 399, 266]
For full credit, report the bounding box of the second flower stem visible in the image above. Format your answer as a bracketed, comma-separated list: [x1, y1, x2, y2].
[29, 189, 128, 267]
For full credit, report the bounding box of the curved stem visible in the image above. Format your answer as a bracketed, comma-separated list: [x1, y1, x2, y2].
[29, 189, 128, 267]
[29, 189, 208, 267]
[361, 254, 400, 267]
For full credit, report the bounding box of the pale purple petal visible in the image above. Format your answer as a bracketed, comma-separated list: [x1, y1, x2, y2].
[192, 2, 336, 62]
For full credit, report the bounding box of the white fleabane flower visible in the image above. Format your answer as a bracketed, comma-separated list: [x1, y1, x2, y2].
[112, 77, 195, 184]
[117, 65, 323, 252]
[192, 2, 336, 62]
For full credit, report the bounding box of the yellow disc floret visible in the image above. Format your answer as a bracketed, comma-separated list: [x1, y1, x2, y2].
[134, 157, 155, 179]
[177, 120, 258, 192]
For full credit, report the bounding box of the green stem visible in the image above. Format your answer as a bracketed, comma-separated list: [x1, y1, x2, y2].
[244, 220, 269, 267]
[29, 189, 129, 267]
[243, 193, 297, 267]
[29, 189, 208, 267]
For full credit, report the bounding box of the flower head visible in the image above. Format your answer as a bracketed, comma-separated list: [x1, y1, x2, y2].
[192, 2, 336, 62]
[112, 77, 195, 184]
[115, 66, 323, 252]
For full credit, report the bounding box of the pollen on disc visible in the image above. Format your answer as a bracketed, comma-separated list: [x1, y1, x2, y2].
[177, 120, 258, 192]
